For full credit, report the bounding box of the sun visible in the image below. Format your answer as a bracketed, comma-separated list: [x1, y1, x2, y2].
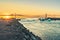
[5, 16, 10, 19]
[3, 16, 11, 19]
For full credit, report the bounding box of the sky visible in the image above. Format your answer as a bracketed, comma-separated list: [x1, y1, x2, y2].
[0, 0, 60, 17]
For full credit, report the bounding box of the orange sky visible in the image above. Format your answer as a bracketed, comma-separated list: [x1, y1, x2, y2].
[0, 0, 60, 18]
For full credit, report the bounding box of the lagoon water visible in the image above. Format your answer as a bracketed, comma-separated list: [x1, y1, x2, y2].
[19, 19, 60, 40]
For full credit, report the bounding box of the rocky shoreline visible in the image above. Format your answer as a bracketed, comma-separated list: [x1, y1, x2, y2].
[0, 18, 41, 40]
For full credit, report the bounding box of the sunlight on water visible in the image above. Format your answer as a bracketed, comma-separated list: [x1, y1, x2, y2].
[19, 20, 60, 40]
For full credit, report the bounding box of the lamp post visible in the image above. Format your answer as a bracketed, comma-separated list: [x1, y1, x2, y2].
[45, 13, 47, 19]
[15, 13, 16, 19]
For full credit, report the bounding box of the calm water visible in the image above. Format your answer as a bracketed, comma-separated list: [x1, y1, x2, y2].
[19, 20, 60, 40]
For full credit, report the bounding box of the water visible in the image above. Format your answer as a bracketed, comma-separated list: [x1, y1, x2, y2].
[19, 19, 60, 40]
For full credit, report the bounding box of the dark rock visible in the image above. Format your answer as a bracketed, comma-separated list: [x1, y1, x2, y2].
[0, 18, 42, 40]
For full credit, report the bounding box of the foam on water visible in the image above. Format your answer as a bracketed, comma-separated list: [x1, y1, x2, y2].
[19, 20, 60, 40]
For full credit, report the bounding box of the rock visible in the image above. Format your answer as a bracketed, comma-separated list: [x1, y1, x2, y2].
[0, 18, 42, 40]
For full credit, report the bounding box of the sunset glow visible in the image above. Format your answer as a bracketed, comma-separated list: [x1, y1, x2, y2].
[0, 0, 60, 18]
[2, 16, 11, 20]
[5, 16, 10, 18]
